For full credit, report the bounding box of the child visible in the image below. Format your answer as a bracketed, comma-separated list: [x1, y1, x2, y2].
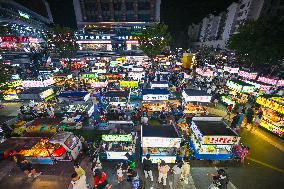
[117, 163, 124, 183]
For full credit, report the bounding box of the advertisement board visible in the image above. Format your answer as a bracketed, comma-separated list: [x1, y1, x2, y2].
[226, 80, 255, 93]
[184, 95, 212, 103]
[90, 81, 108, 88]
[142, 137, 181, 148]
[40, 88, 54, 99]
[120, 81, 139, 88]
[151, 83, 169, 89]
[238, 71, 257, 80]
[82, 73, 98, 79]
[102, 134, 132, 142]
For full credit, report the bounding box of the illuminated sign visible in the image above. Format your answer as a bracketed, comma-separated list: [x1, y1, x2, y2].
[131, 67, 144, 72]
[0, 36, 29, 43]
[143, 94, 169, 101]
[203, 136, 240, 145]
[223, 66, 239, 73]
[126, 41, 139, 44]
[76, 40, 111, 44]
[256, 96, 284, 114]
[102, 134, 132, 142]
[151, 83, 169, 89]
[142, 137, 181, 148]
[3, 94, 19, 101]
[90, 81, 108, 88]
[76, 35, 111, 40]
[182, 91, 212, 102]
[120, 81, 138, 88]
[40, 89, 54, 99]
[0, 80, 22, 88]
[226, 80, 255, 93]
[196, 68, 214, 77]
[82, 73, 98, 79]
[238, 71, 257, 80]
[18, 11, 30, 19]
[118, 36, 138, 40]
[221, 96, 236, 106]
[22, 78, 54, 88]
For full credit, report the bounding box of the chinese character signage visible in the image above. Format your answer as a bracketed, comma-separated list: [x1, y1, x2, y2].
[76, 35, 111, 40]
[40, 89, 54, 99]
[203, 136, 240, 145]
[22, 78, 54, 88]
[226, 80, 255, 93]
[238, 71, 257, 80]
[143, 94, 169, 101]
[142, 137, 181, 148]
[82, 73, 98, 79]
[102, 134, 132, 142]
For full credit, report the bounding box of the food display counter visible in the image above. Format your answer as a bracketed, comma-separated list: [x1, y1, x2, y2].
[19, 132, 82, 164]
[189, 117, 240, 160]
[141, 125, 181, 163]
[256, 96, 284, 137]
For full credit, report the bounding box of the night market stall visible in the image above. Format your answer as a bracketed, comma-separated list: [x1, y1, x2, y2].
[141, 124, 181, 163]
[104, 90, 130, 108]
[57, 91, 95, 118]
[142, 89, 170, 112]
[189, 117, 240, 160]
[17, 88, 55, 102]
[221, 79, 256, 108]
[150, 81, 169, 89]
[182, 89, 211, 115]
[256, 96, 284, 137]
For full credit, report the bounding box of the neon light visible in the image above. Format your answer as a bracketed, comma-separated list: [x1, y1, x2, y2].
[256, 97, 284, 114]
[260, 118, 284, 136]
[102, 134, 132, 142]
[18, 11, 30, 19]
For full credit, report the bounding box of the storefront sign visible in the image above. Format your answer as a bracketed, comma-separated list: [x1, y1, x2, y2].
[151, 83, 169, 88]
[196, 68, 213, 77]
[18, 11, 30, 19]
[256, 97, 284, 114]
[102, 134, 132, 142]
[76, 35, 111, 40]
[257, 77, 278, 86]
[203, 136, 239, 145]
[223, 66, 239, 73]
[238, 71, 257, 80]
[142, 137, 181, 148]
[221, 96, 236, 106]
[91, 81, 108, 88]
[120, 81, 138, 88]
[40, 89, 54, 99]
[143, 94, 169, 101]
[22, 78, 54, 88]
[3, 94, 19, 101]
[0, 36, 29, 43]
[227, 80, 255, 93]
[118, 36, 138, 40]
[142, 155, 176, 164]
[82, 73, 98, 79]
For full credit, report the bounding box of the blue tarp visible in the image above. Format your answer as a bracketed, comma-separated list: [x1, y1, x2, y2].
[58, 91, 89, 98]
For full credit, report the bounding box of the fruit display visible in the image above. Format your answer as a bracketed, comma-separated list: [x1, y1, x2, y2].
[19, 138, 65, 157]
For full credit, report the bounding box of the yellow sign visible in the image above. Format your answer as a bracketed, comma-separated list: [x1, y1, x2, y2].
[120, 81, 138, 88]
[256, 97, 284, 114]
[40, 89, 54, 99]
[0, 80, 22, 88]
[182, 53, 194, 69]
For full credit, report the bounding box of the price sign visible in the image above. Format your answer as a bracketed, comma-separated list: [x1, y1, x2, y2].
[203, 136, 239, 145]
[143, 94, 169, 101]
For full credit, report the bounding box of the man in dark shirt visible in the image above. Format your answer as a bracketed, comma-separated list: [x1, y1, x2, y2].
[142, 154, 153, 181]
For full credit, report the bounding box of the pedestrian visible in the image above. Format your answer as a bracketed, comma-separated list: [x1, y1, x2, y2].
[74, 162, 85, 177]
[116, 162, 124, 184]
[180, 158, 191, 184]
[157, 160, 170, 186]
[236, 109, 245, 129]
[172, 161, 182, 186]
[250, 112, 262, 131]
[70, 172, 88, 189]
[245, 107, 254, 129]
[207, 169, 229, 189]
[224, 104, 233, 121]
[93, 170, 111, 189]
[142, 154, 154, 181]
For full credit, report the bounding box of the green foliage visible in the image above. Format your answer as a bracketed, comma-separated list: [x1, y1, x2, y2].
[46, 25, 78, 58]
[227, 16, 284, 69]
[137, 23, 171, 58]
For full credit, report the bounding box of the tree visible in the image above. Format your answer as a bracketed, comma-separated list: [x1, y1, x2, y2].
[46, 25, 78, 58]
[137, 23, 171, 58]
[227, 16, 284, 74]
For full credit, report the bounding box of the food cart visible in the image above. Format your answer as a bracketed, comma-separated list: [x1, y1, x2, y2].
[57, 91, 95, 117]
[221, 79, 256, 107]
[256, 96, 284, 138]
[142, 89, 170, 112]
[19, 132, 82, 164]
[141, 125, 181, 163]
[104, 90, 130, 108]
[17, 88, 55, 102]
[189, 117, 240, 160]
[100, 123, 136, 160]
[182, 89, 211, 115]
